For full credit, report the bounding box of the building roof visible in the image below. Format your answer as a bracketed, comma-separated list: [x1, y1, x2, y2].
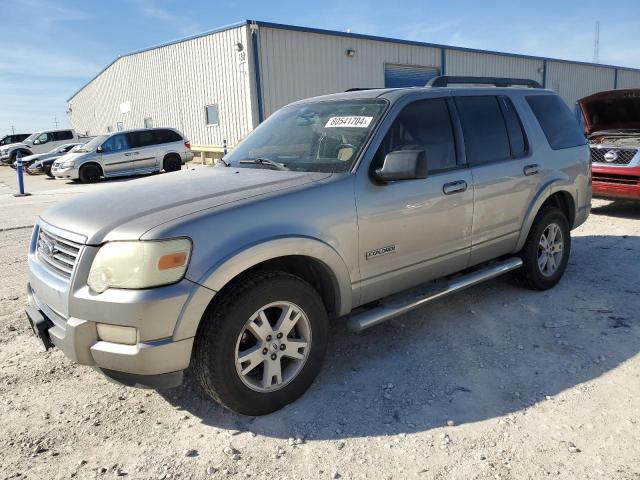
[67, 19, 640, 103]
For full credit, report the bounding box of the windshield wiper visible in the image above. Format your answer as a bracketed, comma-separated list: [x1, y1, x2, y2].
[239, 157, 289, 170]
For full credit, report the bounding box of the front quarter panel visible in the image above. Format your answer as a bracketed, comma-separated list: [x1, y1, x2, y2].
[141, 174, 359, 336]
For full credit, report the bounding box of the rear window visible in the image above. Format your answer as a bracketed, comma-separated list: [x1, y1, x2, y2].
[53, 130, 74, 141]
[526, 95, 585, 150]
[455, 96, 511, 165]
[153, 129, 182, 144]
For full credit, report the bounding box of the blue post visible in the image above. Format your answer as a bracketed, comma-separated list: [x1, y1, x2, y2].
[14, 151, 31, 197]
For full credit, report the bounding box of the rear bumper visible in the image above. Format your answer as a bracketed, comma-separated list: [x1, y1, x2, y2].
[592, 165, 640, 200]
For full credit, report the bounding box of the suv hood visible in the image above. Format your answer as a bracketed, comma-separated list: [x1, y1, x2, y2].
[0, 142, 28, 152]
[578, 89, 640, 135]
[41, 167, 331, 244]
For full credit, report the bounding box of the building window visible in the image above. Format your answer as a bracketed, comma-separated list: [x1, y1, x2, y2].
[205, 104, 220, 125]
[144, 117, 153, 129]
[116, 121, 124, 132]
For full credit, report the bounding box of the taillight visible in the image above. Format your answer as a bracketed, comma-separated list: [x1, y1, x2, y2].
[184, 140, 191, 150]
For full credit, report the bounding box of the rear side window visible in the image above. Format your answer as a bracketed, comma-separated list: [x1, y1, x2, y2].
[455, 96, 511, 165]
[526, 95, 585, 150]
[153, 129, 182, 144]
[373, 98, 457, 172]
[128, 131, 155, 148]
[53, 130, 74, 141]
[498, 96, 527, 157]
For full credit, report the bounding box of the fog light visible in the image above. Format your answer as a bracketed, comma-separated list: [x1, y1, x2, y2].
[96, 324, 137, 345]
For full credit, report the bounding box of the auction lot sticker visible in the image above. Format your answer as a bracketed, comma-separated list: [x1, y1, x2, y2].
[325, 116, 373, 128]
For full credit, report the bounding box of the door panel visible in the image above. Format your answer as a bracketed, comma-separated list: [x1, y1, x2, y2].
[356, 170, 473, 304]
[127, 131, 159, 170]
[99, 133, 131, 174]
[355, 96, 473, 305]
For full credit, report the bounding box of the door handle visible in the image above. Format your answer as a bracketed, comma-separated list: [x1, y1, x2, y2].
[523, 164, 540, 176]
[443, 180, 468, 195]
[124, 152, 140, 157]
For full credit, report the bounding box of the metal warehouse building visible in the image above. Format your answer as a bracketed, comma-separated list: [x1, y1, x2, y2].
[67, 19, 640, 152]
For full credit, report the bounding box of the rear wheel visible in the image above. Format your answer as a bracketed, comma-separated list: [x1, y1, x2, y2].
[79, 164, 101, 183]
[163, 155, 181, 172]
[192, 271, 328, 415]
[517, 207, 571, 290]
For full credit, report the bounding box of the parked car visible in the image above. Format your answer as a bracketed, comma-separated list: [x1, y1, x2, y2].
[25, 77, 590, 415]
[23, 143, 84, 176]
[0, 133, 31, 147]
[577, 89, 640, 201]
[51, 128, 193, 183]
[0, 129, 87, 164]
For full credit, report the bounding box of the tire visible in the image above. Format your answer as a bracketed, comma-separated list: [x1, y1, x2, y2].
[192, 271, 329, 415]
[163, 155, 181, 172]
[45, 167, 54, 178]
[79, 164, 101, 183]
[516, 207, 571, 290]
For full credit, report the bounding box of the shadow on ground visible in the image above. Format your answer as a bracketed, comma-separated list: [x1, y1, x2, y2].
[591, 199, 640, 220]
[159, 231, 640, 441]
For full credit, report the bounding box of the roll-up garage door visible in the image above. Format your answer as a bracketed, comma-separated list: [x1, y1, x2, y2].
[384, 64, 440, 88]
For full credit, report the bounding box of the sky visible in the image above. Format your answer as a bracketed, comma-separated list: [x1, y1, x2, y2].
[2, 0, 640, 135]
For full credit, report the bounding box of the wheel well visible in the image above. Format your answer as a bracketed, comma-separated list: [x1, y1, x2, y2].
[215, 255, 338, 318]
[80, 162, 104, 175]
[163, 153, 181, 166]
[541, 191, 575, 227]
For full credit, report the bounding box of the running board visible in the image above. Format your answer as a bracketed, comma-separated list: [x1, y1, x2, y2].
[347, 257, 523, 332]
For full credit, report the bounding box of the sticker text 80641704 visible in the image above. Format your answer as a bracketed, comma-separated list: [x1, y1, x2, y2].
[325, 116, 373, 128]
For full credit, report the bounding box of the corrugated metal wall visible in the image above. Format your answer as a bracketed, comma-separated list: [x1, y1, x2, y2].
[256, 27, 441, 117]
[68, 25, 254, 146]
[617, 69, 640, 88]
[546, 61, 615, 106]
[446, 50, 544, 85]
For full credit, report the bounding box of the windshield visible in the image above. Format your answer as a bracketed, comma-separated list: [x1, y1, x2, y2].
[23, 132, 39, 143]
[224, 99, 388, 172]
[76, 135, 108, 152]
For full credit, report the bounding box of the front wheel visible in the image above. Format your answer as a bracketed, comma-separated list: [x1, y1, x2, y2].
[192, 271, 328, 415]
[516, 207, 571, 290]
[79, 164, 101, 183]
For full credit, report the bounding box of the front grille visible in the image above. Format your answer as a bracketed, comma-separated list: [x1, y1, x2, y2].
[37, 226, 82, 279]
[590, 147, 637, 165]
[592, 172, 640, 185]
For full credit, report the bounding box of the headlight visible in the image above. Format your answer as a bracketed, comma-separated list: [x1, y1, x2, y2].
[58, 161, 74, 168]
[87, 238, 192, 293]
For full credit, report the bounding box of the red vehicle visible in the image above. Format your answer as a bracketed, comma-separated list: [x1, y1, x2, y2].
[577, 89, 640, 201]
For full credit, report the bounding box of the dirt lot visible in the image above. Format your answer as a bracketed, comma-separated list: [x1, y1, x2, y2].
[1, 167, 639, 480]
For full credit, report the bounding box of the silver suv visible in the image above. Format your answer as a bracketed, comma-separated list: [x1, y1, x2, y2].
[25, 77, 591, 415]
[51, 128, 193, 182]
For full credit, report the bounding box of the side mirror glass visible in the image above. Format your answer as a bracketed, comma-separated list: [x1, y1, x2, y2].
[374, 149, 428, 182]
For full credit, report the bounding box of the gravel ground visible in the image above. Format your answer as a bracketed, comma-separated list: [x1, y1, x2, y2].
[1, 166, 639, 479]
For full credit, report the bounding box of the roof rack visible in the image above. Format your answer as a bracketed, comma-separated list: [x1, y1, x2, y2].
[427, 76, 543, 89]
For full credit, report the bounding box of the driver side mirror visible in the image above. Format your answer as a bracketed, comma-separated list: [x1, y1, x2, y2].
[373, 149, 428, 183]
[96, 146, 103, 153]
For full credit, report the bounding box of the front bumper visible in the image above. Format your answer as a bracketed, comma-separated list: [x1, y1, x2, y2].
[26, 222, 215, 388]
[51, 164, 79, 180]
[592, 165, 640, 201]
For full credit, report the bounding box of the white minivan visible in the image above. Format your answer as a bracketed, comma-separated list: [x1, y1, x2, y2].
[52, 128, 193, 183]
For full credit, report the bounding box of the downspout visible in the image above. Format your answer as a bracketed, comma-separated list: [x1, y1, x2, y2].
[614, 68, 618, 89]
[542, 60, 547, 88]
[440, 48, 447, 76]
[250, 21, 264, 123]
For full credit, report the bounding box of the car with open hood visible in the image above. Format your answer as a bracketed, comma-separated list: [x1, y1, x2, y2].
[578, 89, 640, 201]
[25, 76, 590, 415]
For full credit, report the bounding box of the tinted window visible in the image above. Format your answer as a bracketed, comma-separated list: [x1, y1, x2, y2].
[35, 133, 51, 144]
[101, 134, 129, 153]
[53, 130, 74, 141]
[373, 98, 457, 172]
[153, 129, 182, 144]
[498, 96, 527, 157]
[128, 131, 155, 148]
[526, 95, 585, 150]
[455, 96, 511, 165]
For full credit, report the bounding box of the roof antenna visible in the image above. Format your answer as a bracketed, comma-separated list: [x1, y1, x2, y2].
[593, 20, 600, 64]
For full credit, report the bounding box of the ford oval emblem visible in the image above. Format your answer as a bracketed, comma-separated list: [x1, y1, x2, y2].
[604, 150, 618, 162]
